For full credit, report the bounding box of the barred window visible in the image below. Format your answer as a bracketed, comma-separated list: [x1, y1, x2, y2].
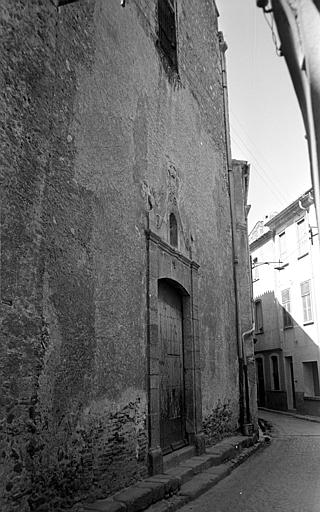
[158, 0, 178, 70]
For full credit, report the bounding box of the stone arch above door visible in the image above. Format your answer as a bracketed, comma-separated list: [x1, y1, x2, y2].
[146, 229, 204, 475]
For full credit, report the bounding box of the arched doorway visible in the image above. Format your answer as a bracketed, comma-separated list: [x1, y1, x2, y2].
[158, 280, 186, 453]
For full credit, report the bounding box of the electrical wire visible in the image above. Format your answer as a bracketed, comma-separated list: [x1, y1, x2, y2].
[230, 109, 293, 200]
[252, 229, 312, 266]
[230, 120, 290, 201]
[263, 10, 282, 57]
[230, 129, 289, 206]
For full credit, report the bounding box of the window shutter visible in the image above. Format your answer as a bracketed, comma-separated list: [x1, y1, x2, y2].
[281, 288, 292, 327]
[301, 280, 310, 296]
[297, 218, 307, 256]
[301, 280, 313, 323]
[281, 289, 290, 304]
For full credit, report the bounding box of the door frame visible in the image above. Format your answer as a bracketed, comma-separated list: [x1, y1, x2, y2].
[285, 356, 296, 410]
[158, 279, 186, 453]
[255, 355, 266, 407]
[146, 229, 204, 475]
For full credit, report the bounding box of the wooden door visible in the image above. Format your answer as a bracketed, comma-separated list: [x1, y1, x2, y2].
[158, 281, 186, 453]
[256, 357, 265, 407]
[285, 356, 296, 409]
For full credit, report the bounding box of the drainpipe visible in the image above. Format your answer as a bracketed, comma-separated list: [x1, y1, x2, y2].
[241, 327, 255, 424]
[219, 32, 245, 430]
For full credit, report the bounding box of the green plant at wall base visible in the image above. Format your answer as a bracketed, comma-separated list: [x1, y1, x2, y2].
[202, 400, 235, 446]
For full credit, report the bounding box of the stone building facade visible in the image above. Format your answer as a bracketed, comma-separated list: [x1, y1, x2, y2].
[1, 1, 255, 510]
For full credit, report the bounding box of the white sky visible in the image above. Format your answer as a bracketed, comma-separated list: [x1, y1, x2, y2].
[217, 0, 312, 231]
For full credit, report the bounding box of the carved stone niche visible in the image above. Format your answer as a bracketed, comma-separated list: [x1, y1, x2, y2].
[148, 163, 191, 259]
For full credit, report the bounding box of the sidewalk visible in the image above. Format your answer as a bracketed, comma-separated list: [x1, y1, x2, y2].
[259, 406, 320, 424]
[80, 432, 267, 512]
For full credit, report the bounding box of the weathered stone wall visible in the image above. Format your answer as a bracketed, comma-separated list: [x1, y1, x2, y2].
[1, 0, 239, 510]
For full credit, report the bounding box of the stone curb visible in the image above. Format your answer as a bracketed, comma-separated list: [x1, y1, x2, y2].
[146, 439, 268, 512]
[259, 407, 320, 424]
[81, 434, 262, 512]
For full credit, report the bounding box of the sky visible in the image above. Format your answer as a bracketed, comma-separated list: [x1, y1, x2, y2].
[216, 0, 312, 231]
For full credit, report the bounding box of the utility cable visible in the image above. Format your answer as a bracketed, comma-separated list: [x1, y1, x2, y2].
[230, 122, 290, 203]
[230, 131, 289, 206]
[263, 10, 282, 57]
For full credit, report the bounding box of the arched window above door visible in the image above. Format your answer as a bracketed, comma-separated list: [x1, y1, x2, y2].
[169, 213, 178, 247]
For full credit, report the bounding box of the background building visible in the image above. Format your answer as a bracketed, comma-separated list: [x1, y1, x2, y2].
[250, 189, 320, 416]
[0, 1, 255, 510]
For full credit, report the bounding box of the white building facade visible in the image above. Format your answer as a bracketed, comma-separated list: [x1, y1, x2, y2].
[250, 189, 320, 416]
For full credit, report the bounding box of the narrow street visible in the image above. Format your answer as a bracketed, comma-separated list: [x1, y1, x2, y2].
[179, 411, 320, 512]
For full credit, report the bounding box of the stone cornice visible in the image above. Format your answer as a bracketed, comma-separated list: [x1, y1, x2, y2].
[255, 348, 283, 354]
[249, 230, 273, 252]
[146, 230, 200, 270]
[265, 188, 313, 231]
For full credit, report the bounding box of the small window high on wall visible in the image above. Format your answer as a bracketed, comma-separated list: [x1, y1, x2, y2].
[169, 213, 178, 247]
[158, 0, 178, 70]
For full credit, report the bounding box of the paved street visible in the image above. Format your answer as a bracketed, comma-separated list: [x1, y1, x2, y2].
[179, 410, 320, 512]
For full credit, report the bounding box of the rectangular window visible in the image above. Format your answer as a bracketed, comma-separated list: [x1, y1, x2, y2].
[271, 355, 280, 391]
[301, 280, 313, 323]
[279, 231, 287, 263]
[281, 288, 292, 328]
[252, 257, 259, 282]
[254, 300, 263, 333]
[297, 218, 308, 258]
[303, 361, 320, 396]
[158, 0, 178, 70]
